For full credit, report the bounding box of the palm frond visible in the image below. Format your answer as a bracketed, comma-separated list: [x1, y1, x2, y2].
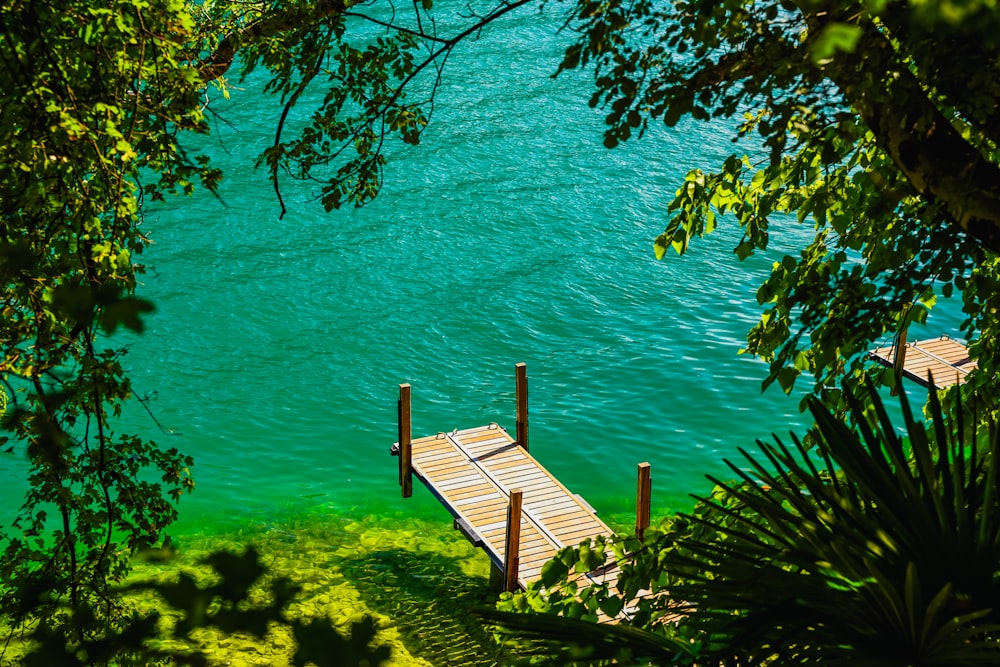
[479, 608, 697, 666]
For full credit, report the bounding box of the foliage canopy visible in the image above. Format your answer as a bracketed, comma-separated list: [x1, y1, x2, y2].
[554, 0, 1000, 402]
[4, 0, 1000, 662]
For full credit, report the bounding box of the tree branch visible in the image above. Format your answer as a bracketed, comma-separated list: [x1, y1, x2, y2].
[810, 9, 1000, 253]
[198, 0, 347, 83]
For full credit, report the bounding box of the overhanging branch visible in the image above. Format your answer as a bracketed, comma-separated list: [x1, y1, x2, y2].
[198, 0, 347, 83]
[810, 10, 1000, 253]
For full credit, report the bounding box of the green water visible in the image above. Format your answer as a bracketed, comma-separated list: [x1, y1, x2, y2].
[1, 5, 962, 530]
[2, 0, 964, 605]
[2, 8, 972, 665]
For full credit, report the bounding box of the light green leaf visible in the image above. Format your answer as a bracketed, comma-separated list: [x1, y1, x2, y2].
[810, 23, 862, 64]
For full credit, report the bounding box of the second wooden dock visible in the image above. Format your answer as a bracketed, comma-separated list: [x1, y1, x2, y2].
[869, 335, 976, 388]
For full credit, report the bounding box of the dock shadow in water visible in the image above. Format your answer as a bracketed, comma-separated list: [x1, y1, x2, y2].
[338, 548, 508, 667]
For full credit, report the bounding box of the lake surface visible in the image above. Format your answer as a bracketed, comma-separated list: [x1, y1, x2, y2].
[2, 7, 958, 536]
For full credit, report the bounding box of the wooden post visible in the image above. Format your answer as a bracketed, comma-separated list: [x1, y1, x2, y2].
[488, 563, 505, 593]
[399, 383, 412, 498]
[636, 462, 651, 542]
[504, 488, 523, 592]
[891, 322, 908, 396]
[515, 362, 528, 451]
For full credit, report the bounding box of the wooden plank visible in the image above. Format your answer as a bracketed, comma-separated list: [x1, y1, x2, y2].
[521, 491, 569, 505]
[422, 463, 484, 479]
[489, 458, 545, 473]
[552, 528, 605, 546]
[544, 513, 595, 529]
[474, 458, 530, 473]
[496, 473, 554, 489]
[436, 474, 487, 491]
[445, 487, 500, 502]
[531, 499, 582, 515]
[447, 486, 499, 502]
[457, 430, 509, 445]
[415, 445, 469, 459]
[453, 492, 503, 506]
[456, 497, 506, 512]
[462, 431, 511, 445]
[414, 458, 468, 473]
[466, 444, 518, 456]
[546, 516, 604, 532]
[495, 471, 549, 486]
[869, 336, 975, 388]
[430, 466, 491, 483]
[468, 453, 523, 467]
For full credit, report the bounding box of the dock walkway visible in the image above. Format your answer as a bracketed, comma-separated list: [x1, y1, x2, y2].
[401, 423, 615, 588]
[392, 364, 652, 605]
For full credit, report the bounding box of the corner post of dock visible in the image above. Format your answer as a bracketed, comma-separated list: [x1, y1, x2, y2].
[891, 321, 908, 396]
[399, 383, 412, 498]
[636, 462, 651, 541]
[504, 488, 523, 592]
[515, 362, 528, 451]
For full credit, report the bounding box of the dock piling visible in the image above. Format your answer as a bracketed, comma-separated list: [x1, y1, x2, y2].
[504, 488, 523, 592]
[636, 462, 651, 541]
[399, 383, 412, 498]
[891, 322, 908, 397]
[515, 363, 528, 451]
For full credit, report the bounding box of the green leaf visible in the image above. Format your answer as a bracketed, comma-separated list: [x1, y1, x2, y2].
[598, 595, 624, 618]
[776, 366, 799, 394]
[541, 557, 570, 587]
[810, 23, 862, 64]
[99, 297, 155, 334]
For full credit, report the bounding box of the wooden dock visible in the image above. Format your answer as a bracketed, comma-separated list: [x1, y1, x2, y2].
[392, 364, 651, 602]
[869, 335, 976, 388]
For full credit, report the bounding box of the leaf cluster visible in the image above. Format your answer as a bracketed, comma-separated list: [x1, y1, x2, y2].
[662, 381, 1000, 664]
[1, 0, 214, 654]
[556, 0, 1000, 414]
[492, 382, 1000, 666]
[228, 0, 535, 215]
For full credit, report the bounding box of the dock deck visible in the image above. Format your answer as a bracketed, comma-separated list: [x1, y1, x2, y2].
[393, 364, 652, 615]
[404, 423, 615, 587]
[869, 335, 976, 388]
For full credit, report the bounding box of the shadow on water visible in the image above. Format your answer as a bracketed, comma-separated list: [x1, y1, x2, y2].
[337, 548, 509, 666]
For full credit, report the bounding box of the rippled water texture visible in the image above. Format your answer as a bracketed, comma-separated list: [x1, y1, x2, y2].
[2, 8, 960, 532]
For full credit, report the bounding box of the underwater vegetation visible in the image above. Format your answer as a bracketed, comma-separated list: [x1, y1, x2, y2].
[150, 511, 514, 666]
[4, 510, 526, 666]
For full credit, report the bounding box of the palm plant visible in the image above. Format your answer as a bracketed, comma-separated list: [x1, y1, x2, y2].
[665, 380, 1000, 665]
[488, 381, 1000, 666]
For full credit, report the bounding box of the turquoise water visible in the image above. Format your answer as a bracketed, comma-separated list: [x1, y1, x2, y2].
[1, 9, 960, 534]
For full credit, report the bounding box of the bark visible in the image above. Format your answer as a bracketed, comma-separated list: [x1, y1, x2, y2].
[808, 9, 1000, 253]
[198, 0, 347, 83]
